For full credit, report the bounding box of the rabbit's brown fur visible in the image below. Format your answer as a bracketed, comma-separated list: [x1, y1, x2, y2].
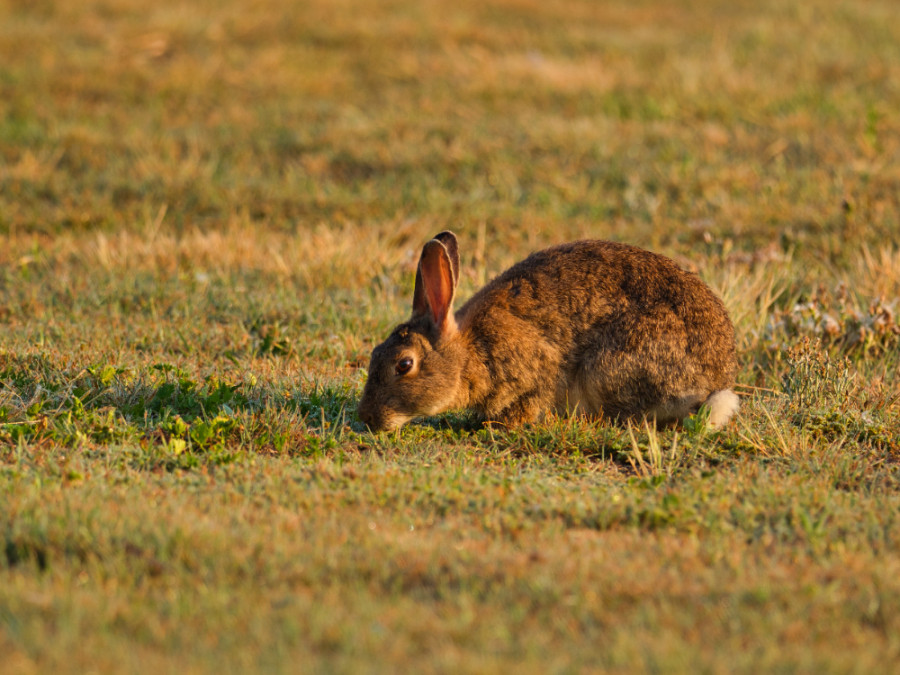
[358, 232, 739, 431]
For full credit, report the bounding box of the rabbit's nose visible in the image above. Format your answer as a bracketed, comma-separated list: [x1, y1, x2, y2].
[356, 398, 380, 430]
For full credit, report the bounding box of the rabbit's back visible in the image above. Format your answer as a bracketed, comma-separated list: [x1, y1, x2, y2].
[457, 240, 737, 421]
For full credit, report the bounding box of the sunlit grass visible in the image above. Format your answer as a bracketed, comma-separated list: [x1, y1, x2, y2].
[1, 0, 900, 671]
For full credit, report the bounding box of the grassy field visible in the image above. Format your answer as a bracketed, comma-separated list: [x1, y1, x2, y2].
[2, 0, 900, 671]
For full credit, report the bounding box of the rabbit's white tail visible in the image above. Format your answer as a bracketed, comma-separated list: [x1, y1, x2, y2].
[705, 389, 740, 428]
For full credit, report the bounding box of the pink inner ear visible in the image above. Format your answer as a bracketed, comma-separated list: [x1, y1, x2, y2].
[419, 241, 456, 331]
[425, 255, 452, 325]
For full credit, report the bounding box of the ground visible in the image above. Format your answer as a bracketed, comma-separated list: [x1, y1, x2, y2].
[1, 0, 899, 672]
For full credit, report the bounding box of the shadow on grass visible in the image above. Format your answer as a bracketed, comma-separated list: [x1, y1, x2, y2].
[0, 352, 364, 466]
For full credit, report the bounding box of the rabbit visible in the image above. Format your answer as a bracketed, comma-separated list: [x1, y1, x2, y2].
[357, 231, 739, 432]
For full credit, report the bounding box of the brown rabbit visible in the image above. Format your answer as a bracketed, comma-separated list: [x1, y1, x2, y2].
[357, 231, 739, 431]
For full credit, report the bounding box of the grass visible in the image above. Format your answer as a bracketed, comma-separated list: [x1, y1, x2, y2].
[2, 0, 900, 671]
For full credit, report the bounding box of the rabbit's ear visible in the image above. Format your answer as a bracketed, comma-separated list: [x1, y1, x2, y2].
[431, 231, 459, 287]
[412, 238, 458, 334]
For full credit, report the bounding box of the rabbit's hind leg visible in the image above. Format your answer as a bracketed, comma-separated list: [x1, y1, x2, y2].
[644, 391, 708, 426]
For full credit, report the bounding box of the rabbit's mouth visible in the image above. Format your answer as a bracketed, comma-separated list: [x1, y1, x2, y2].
[357, 404, 414, 432]
[379, 414, 414, 432]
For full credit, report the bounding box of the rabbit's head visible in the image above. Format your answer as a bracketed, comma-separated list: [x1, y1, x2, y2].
[358, 232, 467, 431]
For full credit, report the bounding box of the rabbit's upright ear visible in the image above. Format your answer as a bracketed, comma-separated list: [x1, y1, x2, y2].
[412, 235, 458, 335]
[431, 231, 459, 286]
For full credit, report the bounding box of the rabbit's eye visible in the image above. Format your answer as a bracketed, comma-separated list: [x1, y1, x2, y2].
[395, 357, 414, 375]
